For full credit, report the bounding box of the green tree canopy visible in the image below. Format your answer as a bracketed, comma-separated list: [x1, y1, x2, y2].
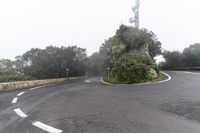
[162, 51, 183, 69]
[182, 43, 200, 67]
[98, 25, 161, 72]
[88, 25, 162, 83]
[0, 45, 87, 82]
[162, 43, 200, 69]
[22, 46, 87, 79]
[115, 25, 161, 58]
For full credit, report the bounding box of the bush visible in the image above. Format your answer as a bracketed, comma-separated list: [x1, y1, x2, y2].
[0, 68, 34, 83]
[111, 53, 154, 83]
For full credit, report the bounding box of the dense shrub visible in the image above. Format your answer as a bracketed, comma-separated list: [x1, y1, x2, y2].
[111, 53, 154, 83]
[0, 68, 33, 83]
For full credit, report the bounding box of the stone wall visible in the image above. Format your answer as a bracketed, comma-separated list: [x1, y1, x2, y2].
[0, 77, 82, 92]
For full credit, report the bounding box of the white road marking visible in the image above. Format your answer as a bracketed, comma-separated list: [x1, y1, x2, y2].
[85, 80, 91, 83]
[184, 71, 200, 75]
[29, 82, 64, 91]
[29, 86, 42, 91]
[17, 92, 25, 96]
[101, 71, 172, 85]
[153, 71, 172, 84]
[32, 121, 63, 133]
[14, 108, 28, 118]
[12, 97, 18, 104]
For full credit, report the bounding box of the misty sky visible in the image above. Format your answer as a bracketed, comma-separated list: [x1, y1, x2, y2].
[0, 0, 200, 60]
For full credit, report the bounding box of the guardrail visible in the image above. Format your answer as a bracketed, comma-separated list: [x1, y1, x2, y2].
[0, 77, 82, 92]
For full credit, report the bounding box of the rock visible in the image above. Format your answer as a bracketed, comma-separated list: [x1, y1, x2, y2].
[149, 68, 158, 78]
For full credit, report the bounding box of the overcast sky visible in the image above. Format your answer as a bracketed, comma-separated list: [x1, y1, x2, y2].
[0, 0, 200, 60]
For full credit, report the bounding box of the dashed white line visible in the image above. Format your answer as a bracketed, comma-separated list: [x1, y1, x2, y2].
[32, 121, 63, 133]
[12, 97, 18, 104]
[14, 108, 28, 118]
[17, 91, 25, 96]
[29, 86, 42, 91]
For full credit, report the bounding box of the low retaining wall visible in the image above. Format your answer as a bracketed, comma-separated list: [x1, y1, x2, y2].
[0, 77, 82, 92]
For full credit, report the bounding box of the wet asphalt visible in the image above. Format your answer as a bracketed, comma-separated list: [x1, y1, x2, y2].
[1, 71, 200, 133]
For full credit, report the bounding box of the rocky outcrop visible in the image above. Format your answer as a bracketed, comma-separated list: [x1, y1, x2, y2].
[149, 68, 158, 78]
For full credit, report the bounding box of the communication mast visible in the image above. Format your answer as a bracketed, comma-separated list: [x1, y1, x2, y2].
[129, 0, 140, 29]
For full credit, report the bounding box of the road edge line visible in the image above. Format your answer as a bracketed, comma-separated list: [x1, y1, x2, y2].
[101, 71, 172, 86]
[29, 81, 67, 91]
[184, 71, 200, 75]
[101, 77, 114, 85]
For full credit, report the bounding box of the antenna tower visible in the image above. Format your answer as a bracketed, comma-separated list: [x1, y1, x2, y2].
[129, 0, 140, 28]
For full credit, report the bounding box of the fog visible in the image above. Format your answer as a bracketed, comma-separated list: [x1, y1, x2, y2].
[0, 0, 200, 59]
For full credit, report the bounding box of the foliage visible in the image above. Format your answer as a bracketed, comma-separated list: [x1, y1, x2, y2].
[88, 25, 161, 83]
[0, 65, 33, 83]
[22, 46, 87, 79]
[0, 25, 163, 83]
[162, 50, 183, 69]
[0, 59, 13, 68]
[182, 43, 200, 67]
[98, 25, 161, 72]
[0, 45, 87, 82]
[99, 36, 126, 69]
[162, 43, 200, 69]
[115, 25, 161, 58]
[111, 53, 154, 83]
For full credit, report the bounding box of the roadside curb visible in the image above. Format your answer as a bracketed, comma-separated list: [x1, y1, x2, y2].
[101, 77, 114, 86]
[0, 77, 84, 92]
[101, 71, 172, 86]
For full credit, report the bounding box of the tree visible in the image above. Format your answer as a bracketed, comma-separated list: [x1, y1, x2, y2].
[13, 56, 27, 75]
[0, 59, 13, 68]
[162, 43, 200, 70]
[115, 25, 161, 58]
[0, 58, 33, 83]
[99, 36, 126, 69]
[88, 25, 162, 83]
[22, 46, 87, 79]
[182, 43, 200, 67]
[98, 25, 161, 74]
[162, 50, 183, 69]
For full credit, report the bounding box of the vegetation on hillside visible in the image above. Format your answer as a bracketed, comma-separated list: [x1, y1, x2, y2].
[88, 25, 162, 83]
[0, 25, 164, 84]
[161, 43, 200, 70]
[0, 46, 87, 83]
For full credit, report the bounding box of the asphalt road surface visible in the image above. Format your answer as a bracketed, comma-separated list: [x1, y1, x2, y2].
[1, 71, 200, 133]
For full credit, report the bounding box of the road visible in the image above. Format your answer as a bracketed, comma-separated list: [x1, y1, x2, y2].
[1, 71, 200, 133]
